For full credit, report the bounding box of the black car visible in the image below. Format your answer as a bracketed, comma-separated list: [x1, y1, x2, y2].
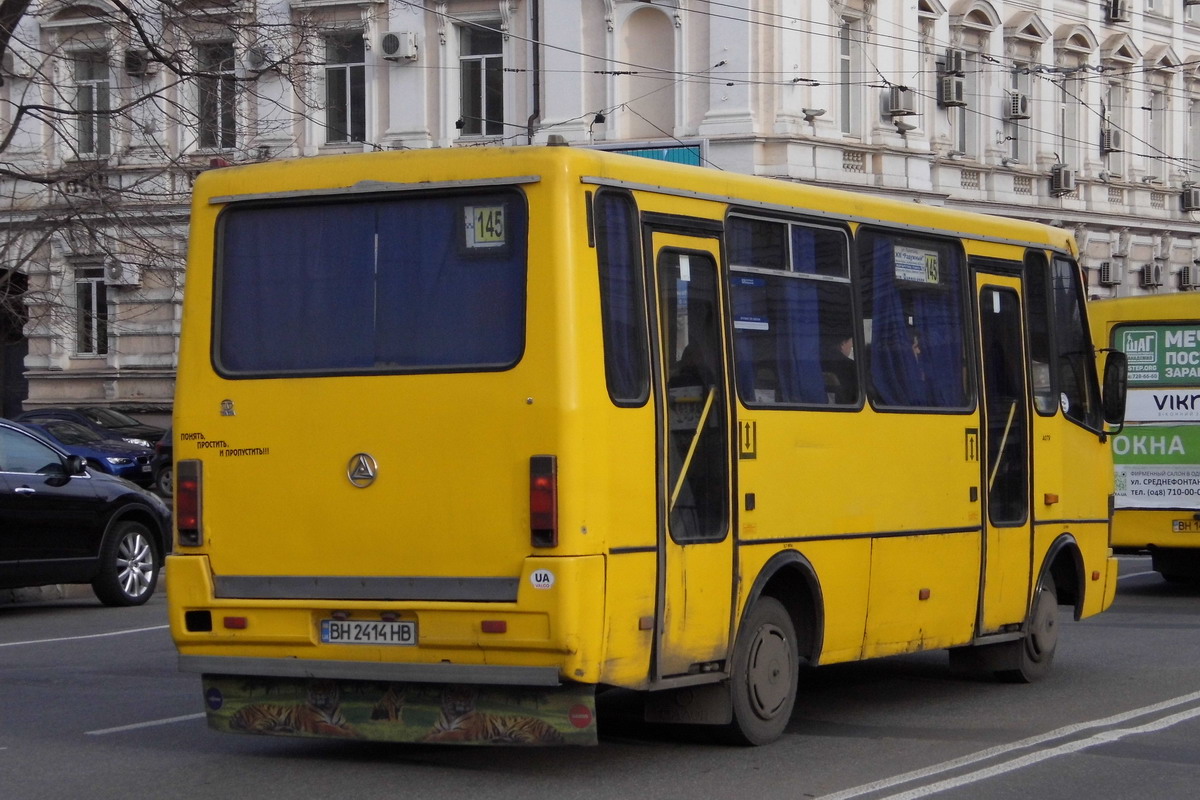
[15, 407, 166, 448]
[0, 418, 172, 606]
[152, 424, 173, 497]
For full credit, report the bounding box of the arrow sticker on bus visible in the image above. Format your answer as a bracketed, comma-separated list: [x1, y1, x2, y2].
[740, 420, 757, 459]
[965, 428, 979, 462]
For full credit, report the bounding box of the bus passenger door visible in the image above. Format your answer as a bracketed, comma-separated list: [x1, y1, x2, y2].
[974, 275, 1033, 633]
[647, 231, 735, 680]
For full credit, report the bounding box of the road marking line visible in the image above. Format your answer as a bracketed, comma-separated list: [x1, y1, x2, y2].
[818, 689, 1200, 800]
[0, 624, 169, 648]
[874, 705, 1200, 800]
[86, 713, 206, 736]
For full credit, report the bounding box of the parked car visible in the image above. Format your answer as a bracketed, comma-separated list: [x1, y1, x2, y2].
[0, 418, 171, 606]
[15, 407, 166, 448]
[21, 419, 155, 487]
[152, 424, 173, 497]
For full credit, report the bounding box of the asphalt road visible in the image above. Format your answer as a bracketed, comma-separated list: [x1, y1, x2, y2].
[2, 555, 1198, 800]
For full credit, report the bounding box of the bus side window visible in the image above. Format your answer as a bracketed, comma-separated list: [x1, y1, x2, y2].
[727, 216, 855, 407]
[859, 230, 969, 410]
[1050, 257, 1102, 429]
[1024, 252, 1059, 416]
[595, 191, 649, 405]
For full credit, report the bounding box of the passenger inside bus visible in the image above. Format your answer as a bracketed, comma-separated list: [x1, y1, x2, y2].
[822, 334, 858, 404]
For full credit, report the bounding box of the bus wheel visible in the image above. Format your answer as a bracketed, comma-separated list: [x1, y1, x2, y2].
[91, 521, 160, 607]
[997, 573, 1058, 684]
[723, 597, 798, 746]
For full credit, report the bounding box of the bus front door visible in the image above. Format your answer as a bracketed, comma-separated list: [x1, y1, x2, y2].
[648, 231, 735, 680]
[975, 275, 1033, 633]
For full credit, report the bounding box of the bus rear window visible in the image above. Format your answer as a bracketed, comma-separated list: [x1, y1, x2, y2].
[214, 191, 527, 375]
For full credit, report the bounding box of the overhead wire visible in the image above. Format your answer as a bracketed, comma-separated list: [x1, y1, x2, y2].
[274, 2, 1200, 175]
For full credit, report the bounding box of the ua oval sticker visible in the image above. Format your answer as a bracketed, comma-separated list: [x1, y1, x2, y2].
[530, 569, 555, 590]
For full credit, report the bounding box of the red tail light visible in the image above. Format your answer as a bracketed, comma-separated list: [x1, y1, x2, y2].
[176, 459, 204, 547]
[530, 455, 558, 548]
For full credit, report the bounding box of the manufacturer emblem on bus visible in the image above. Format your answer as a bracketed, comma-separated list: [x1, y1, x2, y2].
[347, 453, 378, 488]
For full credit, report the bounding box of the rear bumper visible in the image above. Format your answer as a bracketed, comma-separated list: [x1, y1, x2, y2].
[167, 553, 607, 683]
[179, 654, 561, 686]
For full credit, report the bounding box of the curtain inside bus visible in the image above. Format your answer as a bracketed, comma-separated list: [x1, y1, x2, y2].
[215, 192, 527, 375]
[863, 231, 967, 409]
[727, 217, 851, 406]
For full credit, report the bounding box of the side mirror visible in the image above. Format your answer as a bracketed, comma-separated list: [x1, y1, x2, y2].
[1102, 350, 1127, 427]
[65, 454, 88, 476]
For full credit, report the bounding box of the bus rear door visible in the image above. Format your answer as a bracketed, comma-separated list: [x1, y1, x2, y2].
[646, 228, 735, 680]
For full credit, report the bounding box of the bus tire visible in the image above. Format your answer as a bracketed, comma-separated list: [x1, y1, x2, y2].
[996, 573, 1058, 684]
[722, 596, 798, 746]
[91, 521, 160, 607]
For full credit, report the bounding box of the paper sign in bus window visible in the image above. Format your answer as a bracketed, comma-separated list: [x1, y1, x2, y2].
[894, 245, 940, 284]
[464, 205, 506, 248]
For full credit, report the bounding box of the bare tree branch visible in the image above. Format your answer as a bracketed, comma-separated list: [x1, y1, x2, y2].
[0, 0, 34, 85]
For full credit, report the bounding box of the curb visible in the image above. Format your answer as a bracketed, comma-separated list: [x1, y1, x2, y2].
[0, 584, 94, 605]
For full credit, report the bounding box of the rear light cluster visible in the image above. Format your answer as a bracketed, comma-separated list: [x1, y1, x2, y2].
[529, 455, 558, 548]
[176, 459, 203, 547]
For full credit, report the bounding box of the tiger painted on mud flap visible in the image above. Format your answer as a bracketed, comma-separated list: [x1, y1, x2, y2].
[423, 685, 566, 745]
[229, 680, 360, 738]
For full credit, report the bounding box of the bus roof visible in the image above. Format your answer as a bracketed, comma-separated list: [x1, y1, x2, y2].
[1087, 293, 1200, 324]
[193, 145, 1075, 254]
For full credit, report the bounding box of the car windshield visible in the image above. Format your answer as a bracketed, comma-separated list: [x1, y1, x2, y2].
[85, 408, 142, 427]
[43, 420, 105, 445]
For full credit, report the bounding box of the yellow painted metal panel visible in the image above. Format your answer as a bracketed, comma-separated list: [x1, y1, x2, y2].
[862, 533, 981, 658]
[171, 553, 606, 679]
[599, 552, 656, 687]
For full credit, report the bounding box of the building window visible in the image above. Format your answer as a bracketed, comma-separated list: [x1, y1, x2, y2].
[75, 267, 108, 356]
[1058, 76, 1081, 167]
[459, 23, 504, 136]
[1189, 98, 1200, 171]
[1147, 88, 1167, 181]
[1006, 67, 1031, 163]
[197, 42, 237, 149]
[325, 32, 365, 144]
[838, 17, 863, 136]
[74, 53, 110, 156]
[1105, 80, 1126, 176]
[952, 52, 979, 158]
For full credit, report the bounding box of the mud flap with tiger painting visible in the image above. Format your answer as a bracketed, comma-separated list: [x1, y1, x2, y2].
[201, 675, 598, 746]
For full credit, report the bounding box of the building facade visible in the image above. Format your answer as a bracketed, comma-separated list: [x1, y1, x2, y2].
[0, 0, 1196, 415]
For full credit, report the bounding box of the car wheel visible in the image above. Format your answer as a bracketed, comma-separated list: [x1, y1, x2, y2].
[91, 521, 160, 607]
[155, 464, 173, 497]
